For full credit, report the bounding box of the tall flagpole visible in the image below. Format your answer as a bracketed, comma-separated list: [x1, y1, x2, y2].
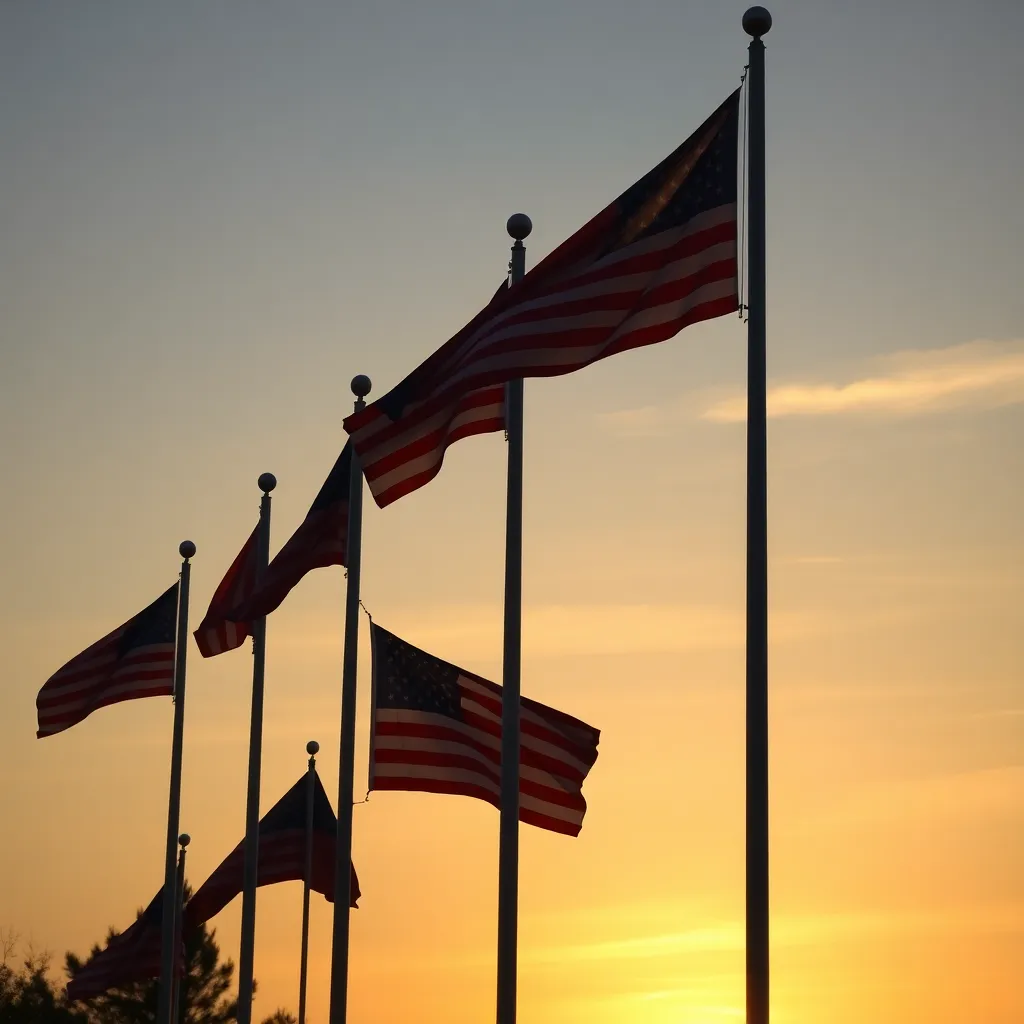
[237, 472, 278, 1024]
[742, 8, 771, 1024]
[158, 540, 194, 1024]
[171, 833, 190, 1024]
[329, 374, 371, 1024]
[497, 212, 531, 1024]
[298, 740, 319, 1024]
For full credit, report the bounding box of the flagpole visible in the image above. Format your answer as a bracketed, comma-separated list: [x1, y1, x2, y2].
[329, 374, 371, 1024]
[742, 8, 771, 1024]
[497, 212, 531, 1024]
[298, 740, 319, 1024]
[171, 833, 190, 1024]
[158, 540, 194, 1024]
[238, 472, 278, 1024]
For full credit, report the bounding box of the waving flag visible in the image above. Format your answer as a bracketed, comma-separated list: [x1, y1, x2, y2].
[37, 584, 179, 738]
[345, 91, 739, 507]
[229, 445, 351, 622]
[369, 623, 600, 836]
[66, 885, 183, 1001]
[194, 527, 257, 658]
[185, 770, 359, 930]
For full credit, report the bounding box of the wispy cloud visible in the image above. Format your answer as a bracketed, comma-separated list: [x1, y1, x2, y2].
[704, 339, 1024, 422]
[521, 904, 1024, 968]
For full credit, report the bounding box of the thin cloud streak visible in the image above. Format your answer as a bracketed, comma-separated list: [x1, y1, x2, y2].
[704, 339, 1024, 422]
[521, 905, 1024, 967]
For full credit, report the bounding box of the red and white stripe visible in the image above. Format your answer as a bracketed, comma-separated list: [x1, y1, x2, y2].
[65, 890, 183, 1001]
[348, 201, 736, 507]
[185, 831, 358, 930]
[371, 669, 600, 837]
[194, 526, 257, 658]
[37, 632, 175, 738]
[66, 926, 163, 1000]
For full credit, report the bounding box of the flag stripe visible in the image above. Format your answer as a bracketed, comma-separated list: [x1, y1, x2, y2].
[36, 585, 179, 738]
[65, 885, 184, 1001]
[374, 709, 594, 782]
[369, 624, 599, 837]
[185, 771, 359, 932]
[370, 773, 584, 836]
[228, 445, 352, 622]
[345, 91, 740, 509]
[372, 746, 587, 812]
[194, 527, 258, 658]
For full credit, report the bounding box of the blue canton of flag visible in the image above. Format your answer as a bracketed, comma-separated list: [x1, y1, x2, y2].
[370, 624, 600, 837]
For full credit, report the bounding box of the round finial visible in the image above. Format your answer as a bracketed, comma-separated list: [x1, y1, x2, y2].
[742, 6, 772, 37]
[306, 740, 320, 755]
[507, 213, 532, 241]
[351, 374, 372, 399]
[179, 540, 196, 559]
[258, 472, 277, 494]
[178, 833, 191, 848]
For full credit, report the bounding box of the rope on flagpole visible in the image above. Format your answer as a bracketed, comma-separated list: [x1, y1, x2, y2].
[739, 64, 751, 323]
[356, 595, 375, 807]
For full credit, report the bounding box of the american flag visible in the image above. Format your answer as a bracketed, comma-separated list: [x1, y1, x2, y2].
[185, 769, 359, 931]
[36, 583, 179, 738]
[229, 444, 351, 622]
[193, 526, 257, 658]
[344, 90, 739, 508]
[65, 885, 182, 1001]
[369, 624, 601, 837]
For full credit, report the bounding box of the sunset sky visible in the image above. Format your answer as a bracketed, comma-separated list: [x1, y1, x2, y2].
[2, 2, 1022, 1023]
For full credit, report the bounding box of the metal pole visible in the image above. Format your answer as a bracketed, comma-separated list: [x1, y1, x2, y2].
[298, 740, 319, 1024]
[497, 212, 531, 1024]
[171, 833, 190, 1024]
[742, 8, 771, 1024]
[328, 375, 371, 1024]
[237, 473, 277, 1024]
[158, 540, 194, 1024]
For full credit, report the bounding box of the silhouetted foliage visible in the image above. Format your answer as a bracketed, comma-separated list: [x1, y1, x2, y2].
[1, 931, 85, 1023]
[65, 886, 237, 1024]
[2, 893, 296, 1024]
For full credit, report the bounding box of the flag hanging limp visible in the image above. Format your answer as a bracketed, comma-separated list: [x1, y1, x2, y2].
[345, 90, 740, 508]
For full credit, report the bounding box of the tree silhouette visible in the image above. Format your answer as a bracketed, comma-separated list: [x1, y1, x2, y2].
[2, 912, 293, 1024]
[65, 886, 237, 1024]
[1, 932, 85, 1024]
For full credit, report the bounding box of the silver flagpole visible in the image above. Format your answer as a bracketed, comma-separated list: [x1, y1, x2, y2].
[497, 212, 531, 1024]
[742, 8, 771, 1024]
[328, 374, 371, 1024]
[237, 472, 278, 1024]
[158, 540, 194, 1024]
[171, 833, 190, 1024]
[298, 740, 319, 1024]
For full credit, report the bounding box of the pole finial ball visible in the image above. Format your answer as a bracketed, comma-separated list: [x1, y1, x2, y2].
[351, 374, 372, 399]
[179, 540, 196, 559]
[507, 213, 533, 241]
[258, 472, 277, 494]
[306, 740, 320, 755]
[178, 833, 191, 848]
[742, 6, 772, 37]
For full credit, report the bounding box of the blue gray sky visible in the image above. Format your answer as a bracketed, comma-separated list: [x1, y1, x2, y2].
[2, 4, 1022, 1023]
